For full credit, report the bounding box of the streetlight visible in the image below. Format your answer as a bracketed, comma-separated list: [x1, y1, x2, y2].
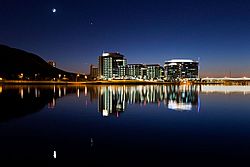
[19, 73, 24, 80]
[58, 74, 61, 80]
[76, 74, 80, 82]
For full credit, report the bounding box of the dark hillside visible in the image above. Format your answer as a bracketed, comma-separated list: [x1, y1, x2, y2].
[0, 45, 76, 80]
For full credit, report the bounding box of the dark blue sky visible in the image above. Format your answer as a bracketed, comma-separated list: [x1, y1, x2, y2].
[1, 0, 250, 77]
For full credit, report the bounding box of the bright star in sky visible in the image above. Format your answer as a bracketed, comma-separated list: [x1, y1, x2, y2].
[52, 8, 56, 13]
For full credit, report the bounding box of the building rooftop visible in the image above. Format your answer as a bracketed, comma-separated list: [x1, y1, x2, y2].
[166, 59, 197, 63]
[146, 64, 161, 66]
[102, 52, 124, 57]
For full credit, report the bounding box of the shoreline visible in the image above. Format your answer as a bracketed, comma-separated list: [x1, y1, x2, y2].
[0, 80, 236, 85]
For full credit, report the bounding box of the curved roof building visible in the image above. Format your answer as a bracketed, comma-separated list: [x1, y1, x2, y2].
[164, 59, 199, 81]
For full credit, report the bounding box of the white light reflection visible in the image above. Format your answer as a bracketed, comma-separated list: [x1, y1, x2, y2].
[103, 109, 108, 117]
[168, 100, 192, 111]
[48, 98, 56, 109]
[35, 88, 38, 98]
[58, 87, 61, 97]
[202, 85, 250, 94]
[53, 85, 56, 94]
[77, 88, 80, 98]
[20, 88, 24, 99]
[84, 86, 87, 96]
[27, 86, 30, 94]
[63, 87, 66, 96]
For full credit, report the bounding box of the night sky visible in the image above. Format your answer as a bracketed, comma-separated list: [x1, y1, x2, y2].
[1, 0, 250, 77]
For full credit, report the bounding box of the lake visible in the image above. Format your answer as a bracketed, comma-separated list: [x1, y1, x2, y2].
[0, 84, 250, 166]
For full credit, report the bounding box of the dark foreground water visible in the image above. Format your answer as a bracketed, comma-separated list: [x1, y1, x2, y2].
[0, 84, 250, 166]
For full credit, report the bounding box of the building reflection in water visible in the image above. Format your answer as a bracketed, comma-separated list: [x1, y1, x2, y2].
[0, 84, 200, 118]
[20, 88, 24, 99]
[98, 86, 126, 117]
[97, 85, 200, 117]
[64, 87, 66, 96]
[77, 88, 80, 98]
[165, 85, 200, 112]
[84, 86, 88, 96]
[201, 85, 250, 95]
[48, 97, 56, 109]
[27, 86, 30, 94]
[3, 84, 250, 120]
[58, 87, 61, 97]
[0, 85, 69, 122]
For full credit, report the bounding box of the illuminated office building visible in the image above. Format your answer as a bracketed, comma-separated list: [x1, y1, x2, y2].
[164, 59, 199, 81]
[145, 64, 162, 80]
[126, 64, 144, 79]
[126, 64, 163, 80]
[98, 52, 127, 80]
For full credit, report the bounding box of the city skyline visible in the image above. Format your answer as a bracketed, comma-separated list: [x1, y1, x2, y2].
[1, 0, 250, 77]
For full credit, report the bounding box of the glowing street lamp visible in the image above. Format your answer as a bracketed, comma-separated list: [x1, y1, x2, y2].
[19, 73, 24, 80]
[76, 74, 80, 82]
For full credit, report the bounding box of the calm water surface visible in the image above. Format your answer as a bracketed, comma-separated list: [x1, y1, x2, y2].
[0, 84, 250, 165]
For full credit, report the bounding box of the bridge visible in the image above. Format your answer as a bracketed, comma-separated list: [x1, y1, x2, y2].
[201, 77, 250, 85]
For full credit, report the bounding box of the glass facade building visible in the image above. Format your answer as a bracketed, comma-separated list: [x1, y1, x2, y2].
[164, 59, 199, 81]
[98, 52, 127, 80]
[126, 64, 163, 80]
[146, 64, 163, 80]
[126, 64, 144, 79]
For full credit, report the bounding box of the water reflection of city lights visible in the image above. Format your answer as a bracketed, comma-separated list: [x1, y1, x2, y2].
[53, 85, 56, 94]
[103, 109, 108, 117]
[64, 87, 66, 96]
[202, 85, 250, 94]
[48, 98, 56, 109]
[77, 88, 80, 98]
[20, 88, 24, 99]
[168, 100, 192, 111]
[0, 86, 2, 94]
[97, 85, 199, 116]
[28, 86, 30, 94]
[35, 88, 38, 98]
[58, 87, 61, 97]
[4, 85, 201, 118]
[84, 86, 87, 96]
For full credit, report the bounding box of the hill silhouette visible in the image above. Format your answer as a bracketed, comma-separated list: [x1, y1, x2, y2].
[0, 45, 77, 80]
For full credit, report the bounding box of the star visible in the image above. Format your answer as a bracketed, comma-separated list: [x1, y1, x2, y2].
[52, 8, 56, 13]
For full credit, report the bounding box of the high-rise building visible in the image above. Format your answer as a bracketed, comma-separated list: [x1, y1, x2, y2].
[164, 59, 199, 81]
[98, 52, 127, 80]
[89, 64, 98, 80]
